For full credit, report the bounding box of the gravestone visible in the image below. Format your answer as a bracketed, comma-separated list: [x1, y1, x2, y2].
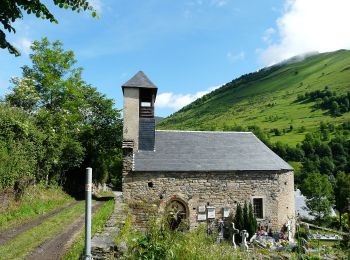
[267, 221, 272, 235]
[231, 222, 239, 249]
[240, 230, 249, 251]
[287, 220, 293, 242]
[216, 219, 224, 243]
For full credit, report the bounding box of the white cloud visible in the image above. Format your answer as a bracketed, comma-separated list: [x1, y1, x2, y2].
[262, 27, 275, 44]
[227, 51, 245, 63]
[260, 0, 350, 65]
[155, 85, 221, 110]
[15, 37, 32, 55]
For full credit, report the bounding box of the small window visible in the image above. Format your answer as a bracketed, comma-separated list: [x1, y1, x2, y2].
[253, 198, 263, 219]
[141, 102, 151, 107]
[148, 182, 153, 188]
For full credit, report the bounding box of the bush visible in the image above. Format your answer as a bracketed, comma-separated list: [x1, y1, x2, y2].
[0, 105, 41, 191]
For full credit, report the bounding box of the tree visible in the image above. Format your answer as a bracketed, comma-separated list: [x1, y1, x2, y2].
[6, 77, 40, 112]
[247, 203, 258, 239]
[335, 172, 350, 230]
[234, 203, 244, 242]
[301, 134, 316, 157]
[285, 146, 304, 161]
[302, 158, 320, 174]
[330, 141, 346, 158]
[234, 201, 257, 239]
[0, 104, 42, 190]
[234, 204, 244, 230]
[1, 1, 95, 56]
[5, 38, 122, 187]
[316, 143, 332, 157]
[273, 141, 287, 159]
[330, 101, 340, 116]
[243, 201, 249, 230]
[7, 38, 86, 184]
[319, 156, 335, 176]
[301, 172, 334, 224]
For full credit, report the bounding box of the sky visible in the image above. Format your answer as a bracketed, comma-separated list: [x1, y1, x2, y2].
[1, 0, 350, 117]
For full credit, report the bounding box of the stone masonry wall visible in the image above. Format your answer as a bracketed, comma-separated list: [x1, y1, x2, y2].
[123, 88, 140, 149]
[122, 163, 295, 234]
[277, 171, 295, 234]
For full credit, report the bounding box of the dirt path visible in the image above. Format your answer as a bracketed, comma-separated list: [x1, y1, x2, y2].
[0, 201, 78, 245]
[26, 201, 103, 260]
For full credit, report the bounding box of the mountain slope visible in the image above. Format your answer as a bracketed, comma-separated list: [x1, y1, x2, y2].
[158, 50, 350, 145]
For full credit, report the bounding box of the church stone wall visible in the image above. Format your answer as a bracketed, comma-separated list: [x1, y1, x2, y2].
[122, 155, 295, 233]
[123, 88, 140, 149]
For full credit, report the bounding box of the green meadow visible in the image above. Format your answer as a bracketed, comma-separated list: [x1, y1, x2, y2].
[158, 50, 350, 146]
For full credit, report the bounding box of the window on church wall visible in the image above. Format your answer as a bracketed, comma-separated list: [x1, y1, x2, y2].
[253, 198, 263, 219]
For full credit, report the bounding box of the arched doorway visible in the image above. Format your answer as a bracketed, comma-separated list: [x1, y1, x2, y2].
[165, 199, 188, 230]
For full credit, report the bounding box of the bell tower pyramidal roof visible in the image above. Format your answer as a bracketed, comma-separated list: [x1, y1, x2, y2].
[122, 71, 158, 92]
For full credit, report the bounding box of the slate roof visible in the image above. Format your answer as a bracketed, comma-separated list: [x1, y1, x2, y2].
[133, 130, 293, 172]
[122, 71, 158, 90]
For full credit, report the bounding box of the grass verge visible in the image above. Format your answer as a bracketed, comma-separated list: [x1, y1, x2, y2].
[0, 201, 85, 259]
[0, 184, 73, 231]
[63, 196, 115, 260]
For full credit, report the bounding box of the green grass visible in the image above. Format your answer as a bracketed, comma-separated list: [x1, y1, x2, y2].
[63, 197, 115, 260]
[0, 201, 85, 260]
[158, 50, 350, 146]
[0, 184, 73, 231]
[121, 222, 253, 260]
[115, 219, 349, 260]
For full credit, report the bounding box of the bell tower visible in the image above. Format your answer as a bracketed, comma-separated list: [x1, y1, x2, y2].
[122, 71, 157, 151]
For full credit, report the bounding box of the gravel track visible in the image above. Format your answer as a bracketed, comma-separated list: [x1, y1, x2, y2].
[0, 201, 78, 245]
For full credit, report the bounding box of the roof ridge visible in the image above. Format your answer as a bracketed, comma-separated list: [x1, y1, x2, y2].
[156, 130, 253, 134]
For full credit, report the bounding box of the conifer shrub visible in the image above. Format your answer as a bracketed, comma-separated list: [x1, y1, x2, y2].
[232, 202, 258, 241]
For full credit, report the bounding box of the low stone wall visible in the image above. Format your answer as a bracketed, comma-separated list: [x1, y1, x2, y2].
[91, 192, 126, 259]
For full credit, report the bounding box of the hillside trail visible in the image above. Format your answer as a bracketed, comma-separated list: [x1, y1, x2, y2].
[0, 201, 78, 245]
[26, 201, 103, 260]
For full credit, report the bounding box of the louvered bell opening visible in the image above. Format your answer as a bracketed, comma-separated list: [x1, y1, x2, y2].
[139, 89, 154, 118]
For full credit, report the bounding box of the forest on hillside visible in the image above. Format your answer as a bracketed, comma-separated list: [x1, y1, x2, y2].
[271, 123, 350, 226]
[0, 38, 123, 195]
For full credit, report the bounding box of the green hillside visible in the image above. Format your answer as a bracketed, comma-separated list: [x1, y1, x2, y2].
[158, 50, 350, 146]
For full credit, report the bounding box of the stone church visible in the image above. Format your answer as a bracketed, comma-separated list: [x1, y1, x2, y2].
[122, 71, 295, 234]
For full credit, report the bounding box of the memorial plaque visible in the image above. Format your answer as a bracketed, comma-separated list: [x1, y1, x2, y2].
[197, 213, 206, 221]
[198, 206, 206, 213]
[223, 207, 230, 218]
[207, 207, 215, 219]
